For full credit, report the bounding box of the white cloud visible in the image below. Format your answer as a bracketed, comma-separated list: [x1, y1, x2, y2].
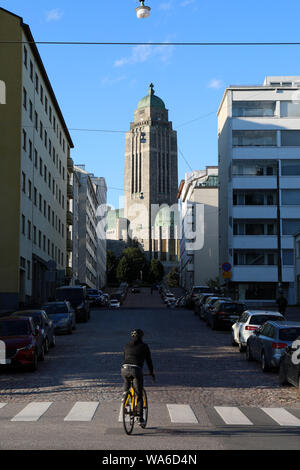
[180, 0, 196, 6]
[114, 43, 174, 68]
[208, 78, 223, 89]
[159, 1, 173, 10]
[46, 9, 64, 22]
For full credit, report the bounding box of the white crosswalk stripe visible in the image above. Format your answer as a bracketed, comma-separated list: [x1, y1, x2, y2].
[11, 402, 52, 422]
[214, 406, 253, 426]
[64, 402, 99, 421]
[261, 408, 300, 427]
[0, 403, 6, 410]
[167, 404, 198, 423]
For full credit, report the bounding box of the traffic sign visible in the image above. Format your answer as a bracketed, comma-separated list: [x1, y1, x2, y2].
[222, 271, 232, 279]
[222, 262, 232, 272]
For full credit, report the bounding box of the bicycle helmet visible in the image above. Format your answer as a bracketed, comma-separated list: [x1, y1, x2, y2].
[131, 328, 144, 339]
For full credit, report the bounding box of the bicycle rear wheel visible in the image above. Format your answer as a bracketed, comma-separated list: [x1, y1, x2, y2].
[122, 391, 134, 435]
[140, 388, 148, 429]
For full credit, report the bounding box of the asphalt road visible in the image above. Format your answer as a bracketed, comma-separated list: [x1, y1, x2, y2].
[0, 288, 299, 451]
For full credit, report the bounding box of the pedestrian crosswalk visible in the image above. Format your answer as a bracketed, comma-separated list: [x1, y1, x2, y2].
[0, 401, 300, 427]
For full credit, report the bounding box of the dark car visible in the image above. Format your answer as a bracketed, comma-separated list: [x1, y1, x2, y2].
[279, 338, 300, 390]
[41, 302, 76, 335]
[0, 316, 43, 371]
[194, 293, 215, 318]
[186, 286, 212, 309]
[87, 289, 102, 307]
[246, 321, 300, 372]
[207, 301, 247, 330]
[12, 310, 56, 353]
[56, 286, 90, 322]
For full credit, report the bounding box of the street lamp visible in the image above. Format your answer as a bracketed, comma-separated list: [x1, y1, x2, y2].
[136, 1, 151, 19]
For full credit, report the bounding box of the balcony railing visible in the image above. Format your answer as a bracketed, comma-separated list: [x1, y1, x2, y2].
[66, 210, 73, 225]
[66, 237, 73, 252]
[67, 157, 74, 172]
[67, 182, 73, 199]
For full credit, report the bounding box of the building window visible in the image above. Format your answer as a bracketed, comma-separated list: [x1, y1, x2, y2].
[40, 85, 44, 104]
[28, 139, 32, 160]
[39, 194, 42, 212]
[21, 215, 25, 235]
[232, 101, 275, 117]
[234, 250, 277, 265]
[28, 179, 32, 200]
[33, 225, 37, 244]
[34, 149, 38, 168]
[35, 73, 39, 93]
[34, 187, 37, 206]
[281, 189, 300, 205]
[29, 100, 33, 121]
[27, 220, 31, 240]
[281, 130, 300, 147]
[282, 219, 300, 235]
[233, 190, 277, 206]
[22, 130, 27, 151]
[282, 249, 294, 265]
[23, 46, 28, 67]
[27, 260, 31, 280]
[35, 112, 38, 131]
[38, 230, 41, 248]
[232, 160, 277, 176]
[280, 101, 300, 118]
[40, 158, 43, 176]
[30, 61, 33, 81]
[22, 172, 26, 193]
[23, 87, 27, 109]
[281, 160, 300, 176]
[40, 121, 43, 139]
[232, 130, 277, 147]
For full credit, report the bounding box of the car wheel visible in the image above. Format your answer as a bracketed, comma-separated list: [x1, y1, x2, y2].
[51, 335, 56, 347]
[261, 351, 270, 372]
[279, 362, 288, 386]
[246, 344, 254, 362]
[39, 344, 45, 361]
[211, 318, 217, 330]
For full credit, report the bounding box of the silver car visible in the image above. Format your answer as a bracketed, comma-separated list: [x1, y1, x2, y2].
[246, 321, 300, 372]
[232, 310, 285, 352]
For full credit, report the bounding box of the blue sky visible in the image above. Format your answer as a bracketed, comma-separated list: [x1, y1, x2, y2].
[2, 0, 300, 207]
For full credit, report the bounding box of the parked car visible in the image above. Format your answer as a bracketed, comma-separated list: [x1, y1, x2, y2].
[246, 321, 300, 372]
[174, 296, 185, 308]
[232, 310, 285, 352]
[12, 310, 55, 352]
[207, 300, 247, 330]
[201, 296, 232, 321]
[41, 301, 76, 335]
[194, 293, 216, 318]
[100, 293, 110, 306]
[186, 286, 211, 309]
[131, 286, 140, 293]
[0, 316, 44, 371]
[87, 289, 102, 306]
[163, 293, 176, 304]
[278, 339, 300, 390]
[109, 299, 120, 309]
[56, 286, 90, 322]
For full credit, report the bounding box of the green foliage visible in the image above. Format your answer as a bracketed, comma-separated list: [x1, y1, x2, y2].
[165, 266, 179, 287]
[148, 259, 164, 284]
[116, 247, 147, 283]
[106, 250, 118, 284]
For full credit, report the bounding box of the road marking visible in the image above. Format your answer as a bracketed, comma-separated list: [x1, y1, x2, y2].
[64, 402, 99, 421]
[167, 404, 198, 423]
[11, 402, 52, 422]
[214, 407, 253, 425]
[0, 403, 6, 410]
[261, 408, 300, 426]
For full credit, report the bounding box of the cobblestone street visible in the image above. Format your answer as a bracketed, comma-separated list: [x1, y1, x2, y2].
[0, 288, 299, 408]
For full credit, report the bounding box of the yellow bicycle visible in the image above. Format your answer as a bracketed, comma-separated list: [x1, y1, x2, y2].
[122, 376, 149, 435]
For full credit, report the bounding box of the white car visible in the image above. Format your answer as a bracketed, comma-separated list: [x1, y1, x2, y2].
[231, 310, 285, 352]
[109, 299, 120, 309]
[164, 293, 176, 304]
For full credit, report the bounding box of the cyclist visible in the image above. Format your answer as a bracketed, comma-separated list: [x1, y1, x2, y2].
[121, 329, 155, 425]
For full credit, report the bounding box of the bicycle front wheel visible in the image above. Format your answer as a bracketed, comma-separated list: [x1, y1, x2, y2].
[140, 388, 148, 429]
[122, 391, 134, 435]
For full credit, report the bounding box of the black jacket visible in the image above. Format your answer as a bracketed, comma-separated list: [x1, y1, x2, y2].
[123, 338, 154, 374]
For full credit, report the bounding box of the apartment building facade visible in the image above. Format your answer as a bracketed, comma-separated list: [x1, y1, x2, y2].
[73, 166, 107, 289]
[218, 76, 300, 305]
[178, 167, 219, 291]
[0, 8, 74, 309]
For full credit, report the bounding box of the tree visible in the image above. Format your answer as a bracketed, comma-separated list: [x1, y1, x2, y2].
[106, 250, 118, 285]
[166, 266, 179, 287]
[117, 247, 147, 283]
[148, 259, 164, 284]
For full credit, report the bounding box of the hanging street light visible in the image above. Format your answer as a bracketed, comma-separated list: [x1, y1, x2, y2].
[136, 1, 151, 19]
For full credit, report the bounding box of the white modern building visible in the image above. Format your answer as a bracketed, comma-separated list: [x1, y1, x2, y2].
[218, 76, 300, 305]
[73, 165, 107, 289]
[178, 167, 219, 291]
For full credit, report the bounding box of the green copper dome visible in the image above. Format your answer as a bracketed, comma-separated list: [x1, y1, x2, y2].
[137, 83, 165, 110]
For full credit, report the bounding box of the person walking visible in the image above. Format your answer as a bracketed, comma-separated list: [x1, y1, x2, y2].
[276, 293, 288, 317]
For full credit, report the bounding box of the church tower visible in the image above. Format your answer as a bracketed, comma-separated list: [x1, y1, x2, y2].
[124, 84, 178, 264]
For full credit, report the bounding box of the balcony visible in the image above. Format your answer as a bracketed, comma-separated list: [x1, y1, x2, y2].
[66, 210, 73, 225]
[232, 266, 278, 282]
[67, 157, 74, 173]
[232, 236, 277, 250]
[67, 182, 73, 199]
[66, 237, 73, 252]
[232, 205, 277, 219]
